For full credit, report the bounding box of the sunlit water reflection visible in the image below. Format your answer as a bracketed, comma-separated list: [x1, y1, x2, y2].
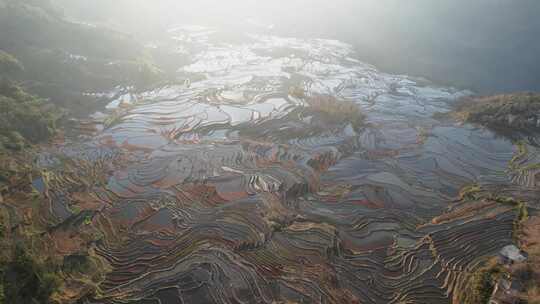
[40, 25, 524, 304]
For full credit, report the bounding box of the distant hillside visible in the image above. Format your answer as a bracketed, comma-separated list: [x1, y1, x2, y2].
[0, 0, 168, 116]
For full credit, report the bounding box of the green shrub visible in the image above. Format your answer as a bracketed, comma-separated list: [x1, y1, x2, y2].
[460, 258, 504, 304]
[2, 246, 60, 304]
[0, 51, 23, 75]
[0, 81, 61, 146]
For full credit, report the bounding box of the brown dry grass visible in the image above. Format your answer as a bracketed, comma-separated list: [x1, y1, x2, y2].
[304, 94, 365, 130]
[452, 92, 540, 131]
[520, 216, 540, 303]
[457, 257, 504, 304]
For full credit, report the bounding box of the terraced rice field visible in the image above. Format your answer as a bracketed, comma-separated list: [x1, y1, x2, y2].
[35, 26, 539, 303]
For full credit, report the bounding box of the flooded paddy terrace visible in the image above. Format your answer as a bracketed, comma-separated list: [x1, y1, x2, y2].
[36, 26, 538, 304]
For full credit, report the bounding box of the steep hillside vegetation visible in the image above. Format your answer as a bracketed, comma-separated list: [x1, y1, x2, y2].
[453, 93, 540, 133]
[0, 0, 168, 117]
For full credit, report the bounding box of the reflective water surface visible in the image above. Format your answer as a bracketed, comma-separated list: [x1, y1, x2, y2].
[39, 26, 531, 304]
